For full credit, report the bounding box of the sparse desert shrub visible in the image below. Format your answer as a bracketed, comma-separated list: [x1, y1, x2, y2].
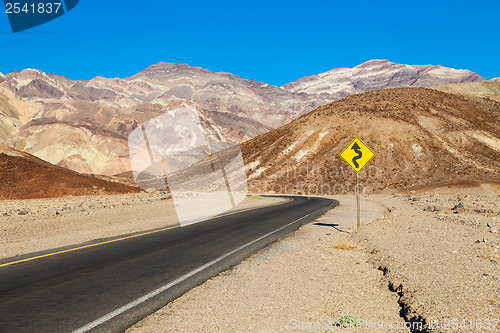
[333, 242, 356, 250]
[335, 314, 362, 327]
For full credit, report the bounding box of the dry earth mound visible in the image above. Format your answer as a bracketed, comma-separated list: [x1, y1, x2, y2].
[0, 146, 142, 200]
[241, 87, 500, 194]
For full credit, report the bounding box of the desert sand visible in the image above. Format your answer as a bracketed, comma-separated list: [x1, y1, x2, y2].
[1, 186, 498, 332]
[0, 193, 284, 260]
[128, 186, 499, 332]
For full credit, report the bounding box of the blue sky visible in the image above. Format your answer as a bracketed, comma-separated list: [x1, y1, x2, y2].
[1, 0, 499, 86]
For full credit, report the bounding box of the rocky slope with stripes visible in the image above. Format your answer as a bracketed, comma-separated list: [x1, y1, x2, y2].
[241, 86, 500, 194]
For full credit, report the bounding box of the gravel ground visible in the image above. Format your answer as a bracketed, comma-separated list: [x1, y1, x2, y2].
[3, 187, 498, 332]
[128, 196, 410, 333]
[128, 186, 499, 333]
[0, 193, 284, 260]
[352, 187, 500, 332]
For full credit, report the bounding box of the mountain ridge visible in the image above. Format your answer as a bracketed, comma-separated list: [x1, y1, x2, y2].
[282, 59, 487, 100]
[0, 60, 492, 177]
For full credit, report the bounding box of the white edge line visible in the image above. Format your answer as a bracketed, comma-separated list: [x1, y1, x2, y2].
[72, 212, 313, 333]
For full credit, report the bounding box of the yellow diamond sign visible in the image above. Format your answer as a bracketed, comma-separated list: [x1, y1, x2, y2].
[339, 137, 375, 173]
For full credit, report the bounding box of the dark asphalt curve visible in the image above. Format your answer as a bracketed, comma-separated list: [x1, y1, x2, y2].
[0, 196, 337, 333]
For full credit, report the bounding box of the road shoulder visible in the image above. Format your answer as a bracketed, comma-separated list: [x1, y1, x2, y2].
[352, 190, 500, 332]
[0, 194, 285, 260]
[128, 196, 409, 332]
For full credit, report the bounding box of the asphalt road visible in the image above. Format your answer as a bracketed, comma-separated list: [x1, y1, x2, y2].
[0, 195, 336, 333]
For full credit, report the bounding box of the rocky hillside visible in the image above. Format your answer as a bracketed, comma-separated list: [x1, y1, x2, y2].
[0, 65, 327, 176]
[282, 59, 487, 100]
[241, 88, 500, 194]
[433, 81, 500, 103]
[0, 61, 489, 177]
[0, 145, 141, 200]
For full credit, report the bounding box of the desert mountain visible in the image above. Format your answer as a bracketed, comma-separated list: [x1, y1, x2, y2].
[434, 81, 500, 103]
[0, 145, 141, 200]
[0, 65, 327, 176]
[241, 87, 500, 194]
[282, 59, 487, 100]
[0, 61, 490, 177]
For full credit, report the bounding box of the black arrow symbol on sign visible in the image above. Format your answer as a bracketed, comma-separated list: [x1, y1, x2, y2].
[351, 142, 362, 168]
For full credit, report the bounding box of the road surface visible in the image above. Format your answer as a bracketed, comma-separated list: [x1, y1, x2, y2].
[0, 195, 336, 332]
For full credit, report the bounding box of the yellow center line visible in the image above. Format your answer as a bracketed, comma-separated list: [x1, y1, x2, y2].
[0, 198, 293, 269]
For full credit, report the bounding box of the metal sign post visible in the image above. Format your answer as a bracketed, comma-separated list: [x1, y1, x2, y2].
[339, 137, 375, 231]
[356, 172, 360, 230]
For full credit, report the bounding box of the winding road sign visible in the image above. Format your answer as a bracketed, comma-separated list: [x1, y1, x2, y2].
[339, 137, 375, 230]
[339, 137, 375, 173]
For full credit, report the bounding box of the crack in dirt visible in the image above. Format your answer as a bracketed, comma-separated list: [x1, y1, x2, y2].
[378, 265, 430, 333]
